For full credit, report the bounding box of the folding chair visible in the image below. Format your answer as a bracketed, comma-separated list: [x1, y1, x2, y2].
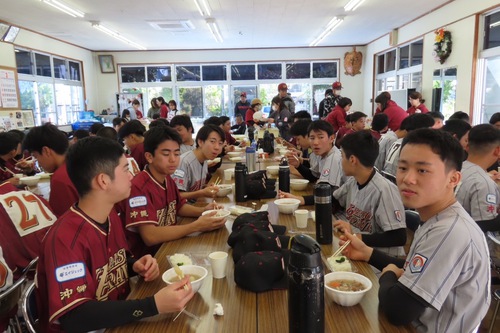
[0, 275, 27, 333]
[21, 281, 38, 333]
[489, 289, 500, 333]
[380, 170, 397, 185]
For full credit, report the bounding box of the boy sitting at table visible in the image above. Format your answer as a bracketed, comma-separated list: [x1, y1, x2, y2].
[0, 132, 23, 185]
[171, 124, 223, 200]
[120, 126, 226, 258]
[36, 137, 195, 333]
[23, 124, 78, 217]
[170, 114, 196, 155]
[287, 119, 312, 172]
[339, 128, 490, 332]
[118, 120, 148, 171]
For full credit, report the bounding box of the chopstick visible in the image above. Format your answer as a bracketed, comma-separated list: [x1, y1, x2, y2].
[173, 307, 200, 322]
[213, 177, 221, 186]
[331, 240, 351, 258]
[174, 264, 188, 290]
[1, 166, 16, 176]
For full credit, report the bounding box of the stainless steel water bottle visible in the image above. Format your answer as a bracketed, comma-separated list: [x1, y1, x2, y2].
[278, 158, 290, 193]
[314, 182, 332, 244]
[288, 234, 324, 333]
[235, 162, 247, 202]
[246, 146, 256, 173]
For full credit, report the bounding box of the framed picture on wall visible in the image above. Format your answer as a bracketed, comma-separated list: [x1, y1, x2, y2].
[98, 55, 115, 73]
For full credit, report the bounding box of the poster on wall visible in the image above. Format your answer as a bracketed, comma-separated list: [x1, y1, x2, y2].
[0, 68, 20, 108]
[0, 110, 35, 131]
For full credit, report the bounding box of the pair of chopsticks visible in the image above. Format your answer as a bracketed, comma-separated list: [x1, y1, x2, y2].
[172, 264, 201, 322]
[173, 307, 200, 322]
[212, 177, 221, 186]
[331, 240, 351, 258]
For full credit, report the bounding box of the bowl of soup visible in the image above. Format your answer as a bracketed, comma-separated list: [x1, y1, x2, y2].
[202, 209, 231, 218]
[162, 265, 208, 293]
[274, 198, 301, 214]
[324, 271, 372, 306]
[227, 151, 242, 157]
[290, 179, 309, 191]
[215, 185, 232, 197]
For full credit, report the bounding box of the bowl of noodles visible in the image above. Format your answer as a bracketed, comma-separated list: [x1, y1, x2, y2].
[324, 271, 372, 306]
[162, 265, 208, 293]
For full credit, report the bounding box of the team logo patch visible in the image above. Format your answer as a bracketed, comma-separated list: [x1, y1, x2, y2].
[487, 194, 497, 204]
[129, 196, 147, 208]
[394, 210, 402, 222]
[322, 168, 330, 177]
[409, 254, 427, 273]
[56, 262, 85, 282]
[173, 169, 185, 178]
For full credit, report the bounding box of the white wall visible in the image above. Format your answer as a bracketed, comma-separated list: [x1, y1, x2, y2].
[363, 0, 500, 117]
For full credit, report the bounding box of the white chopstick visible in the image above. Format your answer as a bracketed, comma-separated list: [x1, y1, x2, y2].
[332, 240, 351, 258]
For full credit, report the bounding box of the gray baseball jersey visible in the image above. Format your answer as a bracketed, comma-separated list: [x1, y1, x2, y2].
[310, 146, 347, 188]
[383, 137, 403, 177]
[399, 202, 490, 333]
[375, 131, 398, 171]
[171, 150, 208, 192]
[333, 171, 406, 257]
[180, 143, 195, 155]
[455, 160, 499, 221]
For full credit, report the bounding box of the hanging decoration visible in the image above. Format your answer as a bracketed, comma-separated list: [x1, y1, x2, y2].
[433, 28, 452, 64]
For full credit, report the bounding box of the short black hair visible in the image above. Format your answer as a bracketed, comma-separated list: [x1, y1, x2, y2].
[350, 111, 367, 123]
[307, 120, 334, 137]
[23, 124, 69, 155]
[338, 97, 352, 109]
[220, 116, 230, 124]
[118, 120, 146, 140]
[168, 100, 177, 108]
[429, 111, 444, 120]
[0, 132, 21, 155]
[8, 129, 25, 142]
[89, 123, 105, 135]
[371, 113, 389, 132]
[235, 114, 243, 119]
[402, 128, 463, 172]
[290, 119, 312, 137]
[442, 119, 472, 141]
[152, 114, 160, 120]
[144, 126, 182, 155]
[340, 130, 379, 167]
[292, 111, 312, 121]
[73, 129, 90, 140]
[112, 117, 126, 127]
[345, 114, 352, 123]
[170, 115, 194, 134]
[489, 112, 500, 125]
[204, 116, 222, 126]
[66, 137, 125, 197]
[405, 113, 435, 132]
[325, 88, 333, 96]
[468, 124, 500, 155]
[195, 124, 225, 148]
[448, 111, 470, 122]
[96, 127, 118, 141]
[148, 118, 169, 129]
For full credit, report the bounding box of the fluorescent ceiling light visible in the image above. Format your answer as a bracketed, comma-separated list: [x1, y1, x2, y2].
[490, 20, 500, 28]
[39, 0, 85, 18]
[344, 0, 366, 11]
[309, 17, 344, 47]
[194, 0, 211, 17]
[206, 18, 223, 43]
[91, 22, 147, 50]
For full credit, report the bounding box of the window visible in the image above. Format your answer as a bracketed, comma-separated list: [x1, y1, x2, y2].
[231, 65, 255, 80]
[121, 67, 145, 83]
[35, 53, 51, 77]
[178, 87, 203, 117]
[385, 50, 396, 72]
[69, 61, 81, 81]
[484, 11, 500, 50]
[410, 40, 423, 66]
[257, 64, 282, 80]
[53, 58, 67, 79]
[286, 63, 310, 79]
[177, 65, 201, 81]
[399, 45, 409, 69]
[202, 65, 227, 81]
[147, 66, 172, 82]
[312, 62, 337, 78]
[15, 50, 32, 75]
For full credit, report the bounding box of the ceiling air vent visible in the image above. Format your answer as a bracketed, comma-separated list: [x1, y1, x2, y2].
[148, 20, 195, 32]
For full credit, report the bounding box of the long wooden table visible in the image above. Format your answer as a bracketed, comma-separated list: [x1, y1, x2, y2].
[108, 161, 415, 333]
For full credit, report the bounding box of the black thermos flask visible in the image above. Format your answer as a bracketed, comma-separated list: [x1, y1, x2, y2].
[288, 234, 324, 333]
[314, 182, 332, 244]
[234, 162, 247, 202]
[278, 158, 290, 193]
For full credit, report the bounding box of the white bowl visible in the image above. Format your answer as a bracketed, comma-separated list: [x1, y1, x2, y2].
[229, 157, 242, 162]
[14, 173, 23, 179]
[215, 185, 232, 197]
[208, 157, 221, 164]
[233, 146, 244, 152]
[274, 198, 301, 214]
[202, 209, 231, 218]
[233, 134, 246, 140]
[227, 151, 242, 157]
[162, 265, 208, 293]
[324, 271, 372, 307]
[20, 176, 41, 186]
[279, 149, 289, 156]
[266, 165, 279, 176]
[290, 179, 309, 191]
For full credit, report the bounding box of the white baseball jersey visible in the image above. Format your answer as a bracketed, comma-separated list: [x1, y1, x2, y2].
[383, 137, 403, 177]
[180, 143, 195, 155]
[375, 131, 398, 171]
[399, 202, 490, 333]
[172, 150, 208, 192]
[310, 146, 347, 188]
[455, 160, 499, 222]
[333, 171, 406, 257]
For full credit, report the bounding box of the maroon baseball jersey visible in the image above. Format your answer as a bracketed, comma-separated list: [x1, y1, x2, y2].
[129, 142, 147, 171]
[0, 182, 56, 279]
[122, 170, 186, 258]
[49, 162, 78, 217]
[36, 206, 130, 333]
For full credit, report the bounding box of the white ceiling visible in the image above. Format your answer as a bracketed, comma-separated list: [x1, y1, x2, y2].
[0, 0, 452, 51]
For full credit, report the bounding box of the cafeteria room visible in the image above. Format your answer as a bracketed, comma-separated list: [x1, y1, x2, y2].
[0, 0, 500, 332]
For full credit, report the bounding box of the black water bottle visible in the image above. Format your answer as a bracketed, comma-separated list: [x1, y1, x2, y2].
[288, 234, 324, 333]
[278, 158, 290, 193]
[234, 162, 247, 202]
[314, 183, 332, 244]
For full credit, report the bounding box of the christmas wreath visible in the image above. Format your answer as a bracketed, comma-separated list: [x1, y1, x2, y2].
[433, 28, 452, 64]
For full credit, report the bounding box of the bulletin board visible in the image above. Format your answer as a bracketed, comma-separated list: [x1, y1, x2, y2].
[0, 66, 20, 109]
[0, 109, 35, 131]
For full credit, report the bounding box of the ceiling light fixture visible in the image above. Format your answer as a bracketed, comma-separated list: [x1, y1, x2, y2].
[194, 0, 211, 17]
[206, 18, 223, 43]
[39, 0, 85, 18]
[344, 0, 366, 12]
[91, 22, 147, 50]
[309, 16, 344, 47]
[490, 20, 500, 28]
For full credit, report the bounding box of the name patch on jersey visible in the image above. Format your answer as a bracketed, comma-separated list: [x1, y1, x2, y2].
[487, 194, 497, 204]
[56, 262, 86, 282]
[173, 169, 185, 178]
[129, 196, 147, 208]
[409, 253, 427, 273]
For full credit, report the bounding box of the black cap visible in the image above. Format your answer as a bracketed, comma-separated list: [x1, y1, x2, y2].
[234, 251, 289, 292]
[231, 229, 287, 263]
